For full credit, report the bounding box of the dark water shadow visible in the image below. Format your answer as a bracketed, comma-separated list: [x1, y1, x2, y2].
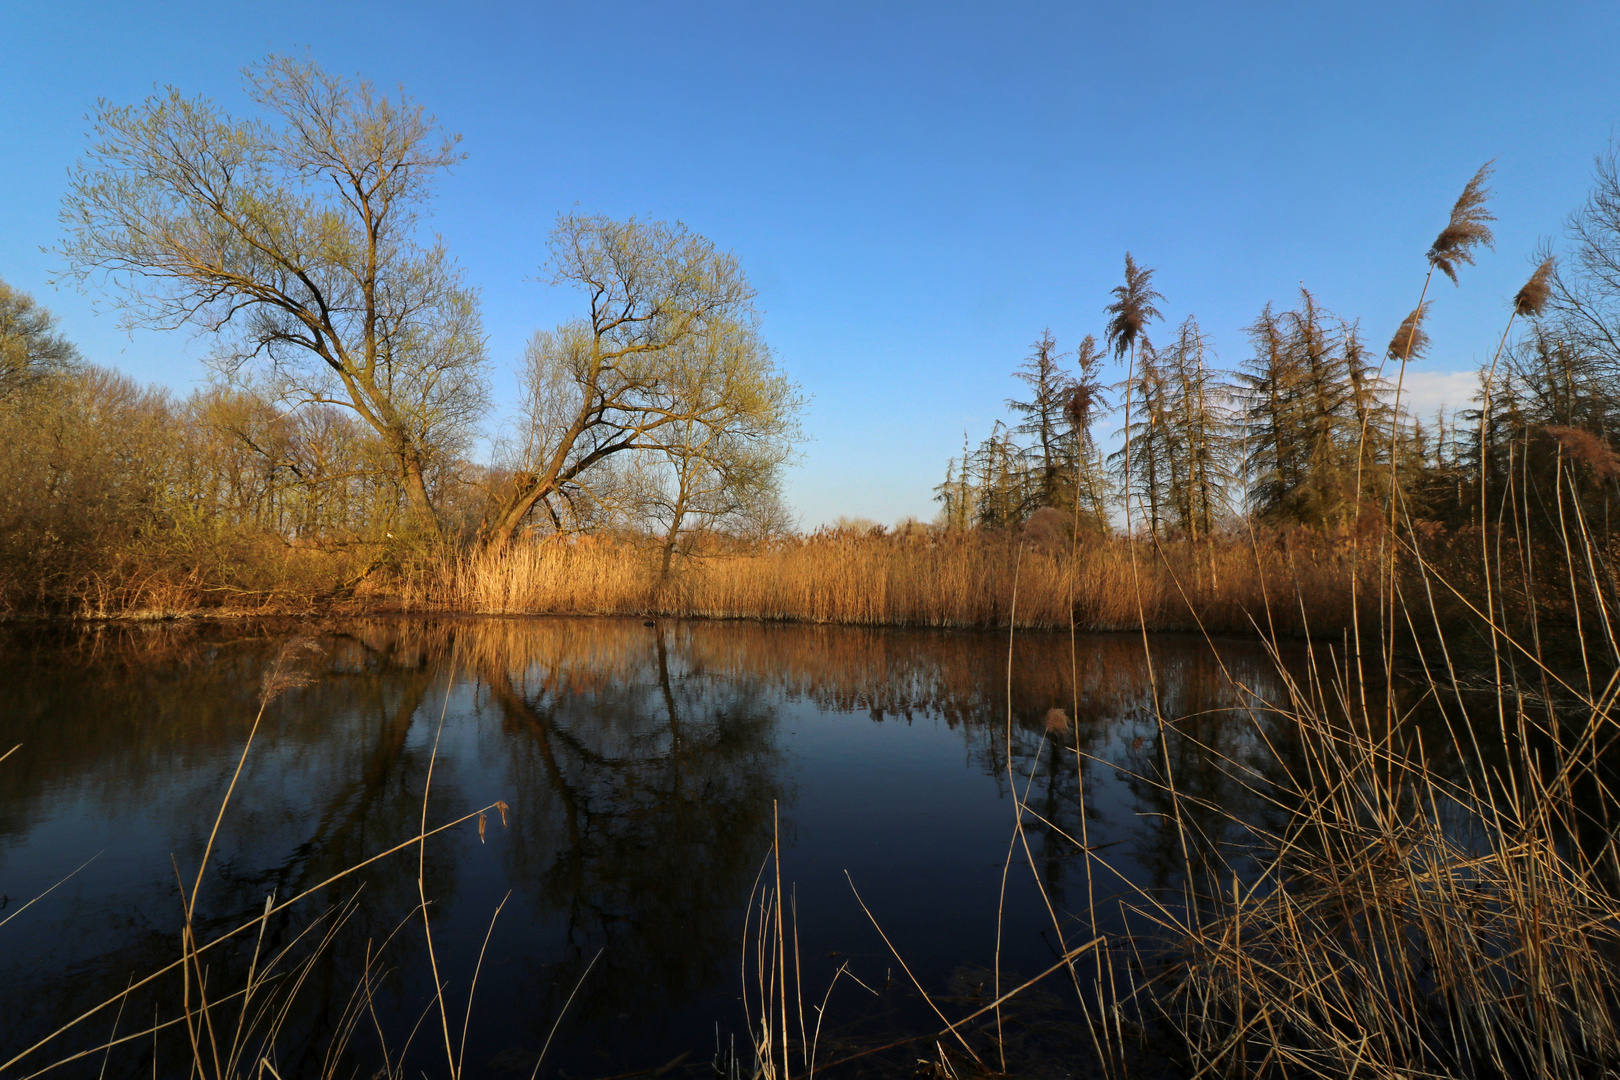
[0, 617, 1455, 1078]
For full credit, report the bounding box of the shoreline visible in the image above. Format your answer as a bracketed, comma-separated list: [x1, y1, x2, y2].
[0, 602, 1335, 639]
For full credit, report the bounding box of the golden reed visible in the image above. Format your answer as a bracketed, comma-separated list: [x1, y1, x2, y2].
[403, 528, 1365, 637]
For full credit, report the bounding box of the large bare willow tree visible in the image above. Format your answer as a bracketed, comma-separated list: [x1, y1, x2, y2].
[484, 213, 789, 550]
[60, 55, 489, 540]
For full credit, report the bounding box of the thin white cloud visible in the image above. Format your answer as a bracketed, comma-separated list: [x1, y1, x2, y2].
[1394, 369, 1484, 421]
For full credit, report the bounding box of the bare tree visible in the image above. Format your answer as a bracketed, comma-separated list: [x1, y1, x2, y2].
[1544, 146, 1620, 389]
[631, 318, 802, 574]
[61, 55, 489, 541]
[484, 214, 771, 550]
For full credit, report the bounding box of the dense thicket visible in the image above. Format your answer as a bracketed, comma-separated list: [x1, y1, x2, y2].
[1, 58, 803, 613]
[0, 272, 793, 613]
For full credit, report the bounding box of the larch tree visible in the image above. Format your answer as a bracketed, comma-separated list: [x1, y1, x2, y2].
[1161, 317, 1234, 540]
[1067, 334, 1112, 532]
[1007, 329, 1078, 510]
[967, 421, 1030, 528]
[1111, 337, 1171, 539]
[933, 431, 977, 531]
[1239, 291, 1390, 525]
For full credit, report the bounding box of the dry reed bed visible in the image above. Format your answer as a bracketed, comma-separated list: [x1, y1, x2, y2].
[1141, 671, 1620, 1079]
[423, 531, 1365, 636]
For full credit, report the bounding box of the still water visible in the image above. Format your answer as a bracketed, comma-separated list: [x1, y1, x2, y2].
[0, 617, 1357, 1078]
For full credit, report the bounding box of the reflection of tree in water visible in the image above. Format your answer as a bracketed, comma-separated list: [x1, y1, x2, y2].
[469, 621, 784, 1031]
[1, 617, 1470, 1076]
[0, 621, 477, 1078]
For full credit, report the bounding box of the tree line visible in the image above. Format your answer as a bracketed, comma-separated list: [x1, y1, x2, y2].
[938, 158, 1620, 569]
[9, 54, 1620, 619]
[0, 57, 803, 606]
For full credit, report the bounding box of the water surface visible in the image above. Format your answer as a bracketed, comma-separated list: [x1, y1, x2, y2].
[0, 617, 1392, 1078]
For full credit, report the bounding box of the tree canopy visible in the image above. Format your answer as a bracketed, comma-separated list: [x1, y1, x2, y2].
[61, 55, 489, 539]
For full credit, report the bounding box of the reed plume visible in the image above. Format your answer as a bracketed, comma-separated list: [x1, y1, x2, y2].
[1515, 255, 1556, 316]
[1066, 383, 1098, 428]
[1104, 253, 1163, 359]
[1386, 302, 1431, 361]
[1427, 161, 1497, 284]
[1066, 334, 1105, 430]
[258, 637, 324, 705]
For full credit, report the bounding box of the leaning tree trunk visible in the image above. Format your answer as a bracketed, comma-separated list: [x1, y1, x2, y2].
[399, 449, 444, 542]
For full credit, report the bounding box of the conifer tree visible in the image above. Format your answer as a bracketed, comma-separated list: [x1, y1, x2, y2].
[1008, 329, 1078, 511]
[1239, 291, 1391, 525]
[971, 422, 1031, 528]
[1068, 334, 1112, 532]
[1161, 317, 1235, 539]
[933, 431, 978, 531]
[1111, 337, 1171, 539]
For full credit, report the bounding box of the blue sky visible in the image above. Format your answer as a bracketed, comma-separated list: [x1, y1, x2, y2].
[4, 1, 1619, 526]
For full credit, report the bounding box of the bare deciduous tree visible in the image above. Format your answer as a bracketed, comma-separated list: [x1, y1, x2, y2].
[60, 55, 489, 540]
[485, 213, 782, 550]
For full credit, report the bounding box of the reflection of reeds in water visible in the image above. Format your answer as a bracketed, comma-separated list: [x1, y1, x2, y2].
[821, 566, 1620, 1078]
[13, 531, 1619, 1080]
[1, 636, 515, 1080]
[428, 613, 1315, 732]
[1032, 170, 1620, 1080]
[1155, 704, 1620, 1078]
[0, 613, 1326, 1078]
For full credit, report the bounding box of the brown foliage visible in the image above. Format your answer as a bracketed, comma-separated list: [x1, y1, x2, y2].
[1020, 506, 1072, 552]
[1541, 424, 1620, 479]
[1515, 256, 1556, 317]
[1427, 161, 1497, 284]
[1387, 301, 1431, 361]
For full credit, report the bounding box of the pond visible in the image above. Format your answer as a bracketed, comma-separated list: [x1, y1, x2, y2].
[0, 617, 1390, 1079]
